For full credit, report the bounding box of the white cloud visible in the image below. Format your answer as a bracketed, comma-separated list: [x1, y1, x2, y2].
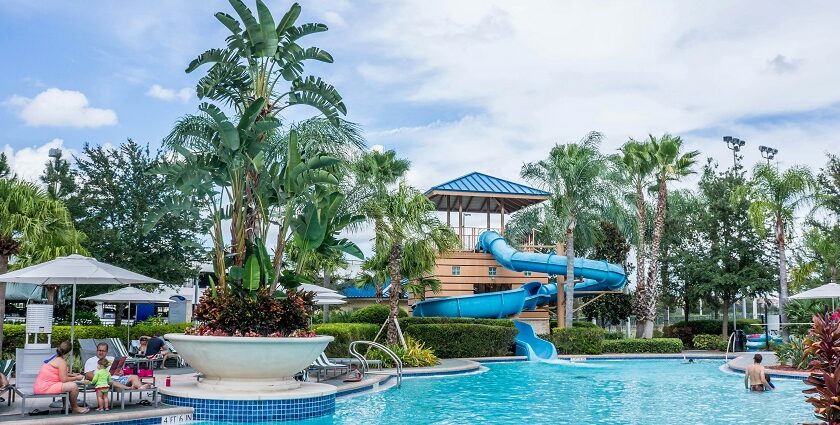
[5, 88, 117, 128]
[146, 84, 192, 103]
[2, 139, 77, 183]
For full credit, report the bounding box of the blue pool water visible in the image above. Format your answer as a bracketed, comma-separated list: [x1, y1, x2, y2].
[198, 360, 812, 424]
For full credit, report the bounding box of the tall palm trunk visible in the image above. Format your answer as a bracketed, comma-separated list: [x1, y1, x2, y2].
[640, 179, 668, 338]
[386, 241, 403, 344]
[0, 253, 8, 354]
[632, 182, 648, 337]
[564, 218, 576, 327]
[721, 299, 730, 338]
[775, 214, 789, 337]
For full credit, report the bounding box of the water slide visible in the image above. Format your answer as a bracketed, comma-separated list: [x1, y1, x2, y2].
[412, 230, 628, 360]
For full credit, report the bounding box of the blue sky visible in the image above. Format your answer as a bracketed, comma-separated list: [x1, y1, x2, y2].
[3, 0, 840, 191]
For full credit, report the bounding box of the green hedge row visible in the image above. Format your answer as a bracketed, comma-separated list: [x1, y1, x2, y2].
[312, 323, 380, 357]
[663, 319, 762, 347]
[400, 317, 515, 328]
[404, 324, 518, 358]
[550, 327, 605, 355]
[1, 323, 192, 357]
[692, 334, 728, 351]
[602, 338, 683, 353]
[349, 304, 408, 324]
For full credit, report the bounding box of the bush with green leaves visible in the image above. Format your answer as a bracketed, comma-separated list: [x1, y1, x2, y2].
[571, 321, 600, 328]
[663, 319, 762, 346]
[404, 323, 517, 358]
[602, 338, 683, 353]
[311, 309, 355, 324]
[774, 335, 813, 369]
[312, 323, 379, 357]
[691, 334, 727, 351]
[366, 336, 438, 367]
[604, 331, 625, 340]
[350, 304, 408, 324]
[401, 317, 515, 328]
[2, 323, 191, 357]
[550, 327, 604, 355]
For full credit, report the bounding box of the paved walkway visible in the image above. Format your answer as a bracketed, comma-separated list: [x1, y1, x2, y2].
[726, 352, 809, 379]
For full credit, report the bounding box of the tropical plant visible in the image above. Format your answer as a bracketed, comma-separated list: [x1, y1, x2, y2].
[632, 134, 699, 338]
[0, 153, 11, 179]
[366, 336, 438, 367]
[0, 179, 82, 352]
[618, 138, 655, 308]
[803, 311, 840, 423]
[739, 163, 816, 336]
[774, 335, 813, 369]
[364, 183, 459, 343]
[521, 131, 624, 328]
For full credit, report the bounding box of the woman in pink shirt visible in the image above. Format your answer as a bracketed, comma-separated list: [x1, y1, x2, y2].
[33, 341, 89, 414]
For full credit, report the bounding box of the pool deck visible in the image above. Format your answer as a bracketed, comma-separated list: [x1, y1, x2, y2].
[320, 358, 484, 397]
[725, 352, 809, 379]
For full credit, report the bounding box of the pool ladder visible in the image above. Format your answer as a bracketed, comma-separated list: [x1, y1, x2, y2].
[349, 341, 403, 388]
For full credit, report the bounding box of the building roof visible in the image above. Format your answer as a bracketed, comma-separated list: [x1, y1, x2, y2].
[341, 283, 407, 299]
[425, 172, 550, 213]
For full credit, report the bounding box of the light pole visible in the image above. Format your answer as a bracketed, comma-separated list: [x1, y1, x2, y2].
[723, 136, 745, 167]
[759, 145, 778, 165]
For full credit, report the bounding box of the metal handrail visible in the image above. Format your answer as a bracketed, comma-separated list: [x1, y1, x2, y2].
[725, 332, 737, 361]
[349, 341, 403, 388]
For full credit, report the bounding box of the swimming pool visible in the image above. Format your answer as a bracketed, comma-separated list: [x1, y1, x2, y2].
[197, 359, 812, 424]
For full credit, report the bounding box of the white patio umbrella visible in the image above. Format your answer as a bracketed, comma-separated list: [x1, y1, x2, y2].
[295, 283, 338, 294]
[790, 281, 840, 309]
[0, 254, 162, 364]
[312, 291, 346, 322]
[82, 287, 173, 341]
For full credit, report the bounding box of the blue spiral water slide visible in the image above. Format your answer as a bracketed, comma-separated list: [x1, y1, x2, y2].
[412, 231, 628, 360]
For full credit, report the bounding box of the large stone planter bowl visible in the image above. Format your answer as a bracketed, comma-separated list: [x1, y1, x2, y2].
[165, 333, 333, 392]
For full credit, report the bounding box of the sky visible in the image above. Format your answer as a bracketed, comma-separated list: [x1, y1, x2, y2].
[2, 0, 839, 258]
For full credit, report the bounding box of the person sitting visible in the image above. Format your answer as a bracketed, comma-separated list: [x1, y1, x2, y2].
[91, 357, 112, 411]
[33, 341, 89, 414]
[744, 353, 773, 392]
[343, 364, 363, 382]
[140, 334, 175, 369]
[84, 342, 151, 390]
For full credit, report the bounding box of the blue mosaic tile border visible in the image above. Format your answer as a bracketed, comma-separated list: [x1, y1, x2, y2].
[93, 418, 161, 425]
[161, 394, 335, 422]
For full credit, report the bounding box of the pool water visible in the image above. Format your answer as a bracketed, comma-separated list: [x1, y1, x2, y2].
[200, 360, 813, 425]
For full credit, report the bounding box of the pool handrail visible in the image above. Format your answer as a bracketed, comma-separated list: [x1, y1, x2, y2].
[349, 340, 403, 388]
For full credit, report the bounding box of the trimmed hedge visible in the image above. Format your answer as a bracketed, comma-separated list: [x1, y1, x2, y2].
[602, 338, 683, 353]
[664, 320, 762, 347]
[692, 334, 727, 351]
[572, 321, 600, 328]
[312, 323, 379, 357]
[350, 304, 408, 324]
[604, 331, 625, 340]
[1, 323, 192, 357]
[404, 324, 518, 358]
[550, 327, 604, 355]
[400, 317, 515, 328]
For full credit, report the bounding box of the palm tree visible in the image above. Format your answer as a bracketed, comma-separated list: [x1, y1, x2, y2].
[0, 179, 80, 353]
[742, 163, 816, 335]
[368, 183, 459, 344]
[521, 132, 622, 327]
[0, 153, 12, 179]
[634, 134, 699, 338]
[619, 138, 655, 322]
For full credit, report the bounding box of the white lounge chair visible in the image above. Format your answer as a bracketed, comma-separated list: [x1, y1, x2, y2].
[309, 353, 350, 382]
[8, 348, 70, 416]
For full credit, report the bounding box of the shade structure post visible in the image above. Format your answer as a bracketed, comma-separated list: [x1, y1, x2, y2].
[70, 281, 77, 369]
[128, 300, 132, 343]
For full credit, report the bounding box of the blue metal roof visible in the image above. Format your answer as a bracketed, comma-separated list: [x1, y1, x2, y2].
[341, 282, 407, 299]
[428, 172, 549, 196]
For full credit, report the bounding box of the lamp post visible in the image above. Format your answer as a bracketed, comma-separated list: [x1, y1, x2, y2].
[723, 136, 745, 167]
[759, 145, 778, 165]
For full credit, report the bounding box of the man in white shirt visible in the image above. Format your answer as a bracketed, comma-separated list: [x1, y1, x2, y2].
[83, 342, 150, 389]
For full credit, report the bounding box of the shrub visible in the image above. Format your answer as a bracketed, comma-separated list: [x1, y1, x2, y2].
[350, 304, 407, 324]
[404, 324, 518, 358]
[663, 320, 763, 347]
[192, 288, 312, 336]
[367, 336, 438, 367]
[602, 338, 683, 353]
[774, 335, 812, 369]
[312, 323, 379, 357]
[572, 321, 599, 328]
[400, 317, 515, 328]
[1, 323, 192, 357]
[692, 334, 727, 351]
[604, 331, 625, 340]
[652, 329, 664, 338]
[550, 327, 604, 355]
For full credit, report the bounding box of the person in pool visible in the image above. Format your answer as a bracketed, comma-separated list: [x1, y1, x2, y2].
[744, 353, 773, 391]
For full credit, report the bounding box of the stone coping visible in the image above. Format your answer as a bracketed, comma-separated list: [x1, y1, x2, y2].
[0, 406, 193, 425]
[324, 358, 483, 397]
[726, 353, 808, 380]
[159, 382, 336, 400]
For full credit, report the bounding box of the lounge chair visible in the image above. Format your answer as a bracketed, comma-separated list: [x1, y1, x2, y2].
[309, 353, 350, 382]
[102, 338, 154, 371]
[163, 339, 186, 368]
[0, 359, 14, 402]
[110, 384, 158, 410]
[7, 348, 70, 416]
[331, 357, 383, 370]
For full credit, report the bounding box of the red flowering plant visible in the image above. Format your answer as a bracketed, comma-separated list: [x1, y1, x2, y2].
[803, 309, 840, 424]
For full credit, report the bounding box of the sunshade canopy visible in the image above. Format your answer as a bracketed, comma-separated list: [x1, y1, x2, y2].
[790, 282, 840, 300]
[81, 287, 173, 304]
[295, 283, 338, 294]
[0, 254, 162, 285]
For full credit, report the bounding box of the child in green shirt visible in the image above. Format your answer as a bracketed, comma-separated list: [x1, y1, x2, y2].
[91, 357, 112, 411]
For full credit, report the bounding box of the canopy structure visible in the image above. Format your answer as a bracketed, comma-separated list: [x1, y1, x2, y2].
[0, 254, 161, 364]
[790, 282, 840, 300]
[4, 282, 45, 302]
[295, 283, 338, 294]
[82, 287, 173, 342]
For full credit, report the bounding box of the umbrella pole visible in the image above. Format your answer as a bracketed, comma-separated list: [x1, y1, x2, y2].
[70, 281, 77, 369]
[128, 300, 131, 344]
